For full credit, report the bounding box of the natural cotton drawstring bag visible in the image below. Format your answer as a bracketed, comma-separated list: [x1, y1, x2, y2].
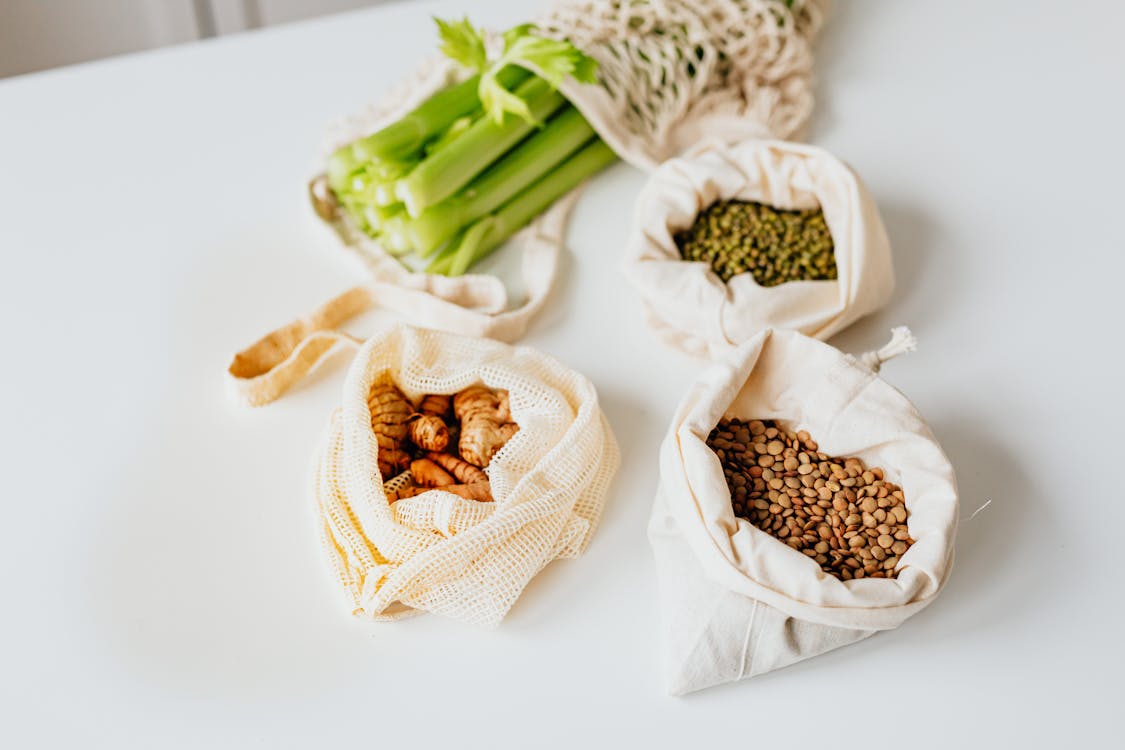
[292, 324, 619, 626]
[624, 139, 896, 359]
[253, 0, 830, 385]
[651, 327, 957, 694]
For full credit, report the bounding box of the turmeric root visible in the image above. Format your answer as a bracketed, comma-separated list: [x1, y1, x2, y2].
[498, 422, 519, 443]
[496, 390, 511, 422]
[440, 482, 493, 502]
[368, 380, 413, 463]
[453, 385, 507, 467]
[395, 481, 493, 502]
[410, 458, 455, 487]
[426, 451, 487, 484]
[418, 393, 452, 419]
[377, 449, 411, 480]
[407, 414, 450, 452]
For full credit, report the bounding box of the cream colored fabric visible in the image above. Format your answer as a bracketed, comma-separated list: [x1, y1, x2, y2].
[625, 139, 896, 359]
[227, 287, 369, 407]
[224, 249, 578, 407]
[313, 325, 619, 627]
[650, 327, 957, 694]
[540, 0, 831, 169]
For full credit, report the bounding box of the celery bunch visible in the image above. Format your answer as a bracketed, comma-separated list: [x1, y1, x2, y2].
[321, 17, 616, 275]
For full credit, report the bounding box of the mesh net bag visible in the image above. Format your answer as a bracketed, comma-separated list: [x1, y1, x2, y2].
[651, 327, 957, 693]
[540, 0, 830, 168]
[311, 324, 619, 626]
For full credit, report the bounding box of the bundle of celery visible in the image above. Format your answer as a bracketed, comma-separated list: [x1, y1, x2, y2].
[320, 18, 617, 277]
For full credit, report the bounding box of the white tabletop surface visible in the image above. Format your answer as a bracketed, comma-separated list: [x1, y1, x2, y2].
[2, 1, 1122, 746]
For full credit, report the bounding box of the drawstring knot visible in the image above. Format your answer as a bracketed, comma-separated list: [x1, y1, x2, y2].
[859, 326, 917, 373]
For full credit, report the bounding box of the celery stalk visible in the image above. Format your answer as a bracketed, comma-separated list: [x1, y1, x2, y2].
[395, 77, 567, 217]
[407, 105, 596, 256]
[380, 214, 414, 255]
[424, 116, 474, 156]
[424, 241, 459, 275]
[362, 203, 403, 232]
[349, 66, 528, 163]
[442, 138, 617, 276]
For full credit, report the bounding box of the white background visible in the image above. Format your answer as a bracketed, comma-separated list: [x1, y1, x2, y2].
[1, 0, 1122, 746]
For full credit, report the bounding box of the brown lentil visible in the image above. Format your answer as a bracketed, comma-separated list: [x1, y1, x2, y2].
[709, 417, 915, 581]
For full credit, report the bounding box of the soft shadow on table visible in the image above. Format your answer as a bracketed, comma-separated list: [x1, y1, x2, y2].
[809, 2, 951, 354]
[921, 410, 1049, 633]
[524, 235, 575, 338]
[805, 0, 868, 141]
[875, 200, 935, 317]
[827, 198, 941, 355]
[505, 384, 661, 625]
[679, 410, 1048, 699]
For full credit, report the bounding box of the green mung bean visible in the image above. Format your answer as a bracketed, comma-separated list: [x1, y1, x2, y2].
[673, 200, 837, 286]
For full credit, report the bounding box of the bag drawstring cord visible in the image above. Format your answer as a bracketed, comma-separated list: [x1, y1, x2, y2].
[859, 326, 917, 373]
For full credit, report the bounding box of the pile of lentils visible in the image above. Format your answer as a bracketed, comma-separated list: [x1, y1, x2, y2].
[708, 417, 914, 581]
[674, 200, 837, 286]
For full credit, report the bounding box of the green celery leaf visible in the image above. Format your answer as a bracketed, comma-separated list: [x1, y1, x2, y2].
[504, 34, 597, 88]
[501, 23, 536, 49]
[479, 74, 535, 125]
[434, 16, 487, 72]
[436, 18, 599, 125]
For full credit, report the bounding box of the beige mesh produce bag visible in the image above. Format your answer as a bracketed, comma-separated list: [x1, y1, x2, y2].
[296, 324, 619, 626]
[539, 0, 829, 167]
[294, 0, 829, 356]
[624, 139, 896, 359]
[651, 327, 957, 694]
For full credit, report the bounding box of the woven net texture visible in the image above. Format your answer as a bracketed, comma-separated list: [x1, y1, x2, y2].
[314, 325, 619, 627]
[539, 0, 831, 167]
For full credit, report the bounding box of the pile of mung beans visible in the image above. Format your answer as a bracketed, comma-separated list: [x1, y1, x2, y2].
[674, 200, 837, 286]
[707, 417, 914, 581]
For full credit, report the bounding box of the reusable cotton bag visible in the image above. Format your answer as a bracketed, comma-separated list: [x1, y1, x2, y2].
[625, 139, 896, 359]
[650, 327, 957, 694]
[291, 0, 829, 355]
[234, 323, 618, 626]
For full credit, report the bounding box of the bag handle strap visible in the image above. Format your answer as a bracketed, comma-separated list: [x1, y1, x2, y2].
[227, 286, 372, 406]
[227, 189, 580, 406]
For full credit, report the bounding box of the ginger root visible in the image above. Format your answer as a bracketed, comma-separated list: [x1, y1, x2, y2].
[368, 382, 517, 495]
[408, 414, 450, 452]
[368, 380, 413, 478]
[440, 482, 493, 502]
[410, 458, 455, 487]
[496, 390, 511, 422]
[368, 381, 412, 445]
[453, 385, 508, 467]
[426, 451, 487, 484]
[418, 394, 452, 419]
[377, 449, 411, 480]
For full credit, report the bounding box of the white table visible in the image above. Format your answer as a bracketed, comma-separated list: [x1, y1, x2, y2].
[2, 1, 1121, 746]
